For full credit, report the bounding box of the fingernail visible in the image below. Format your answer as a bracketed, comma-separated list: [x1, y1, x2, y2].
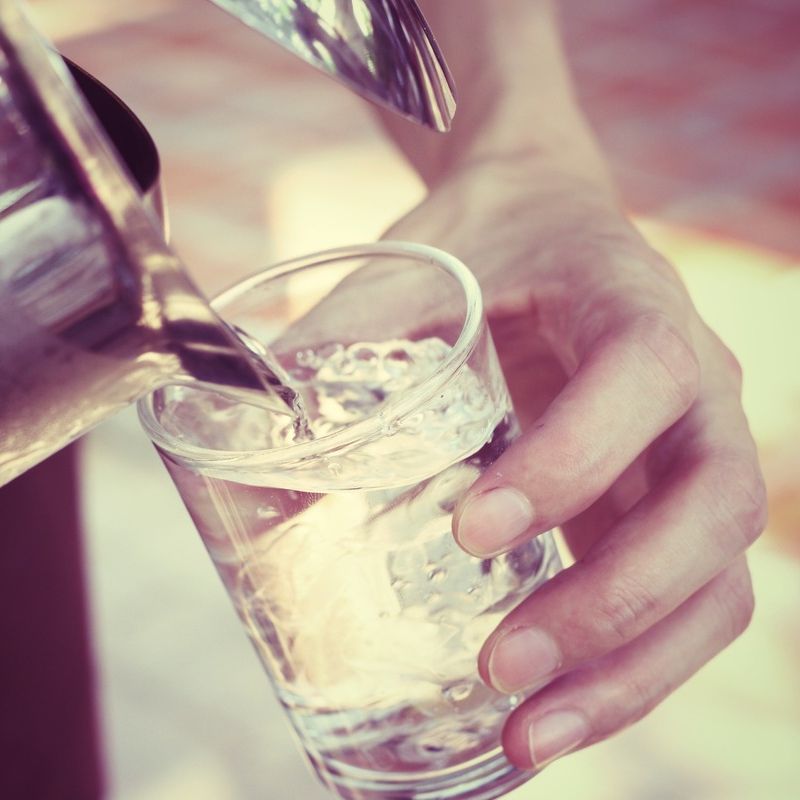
[487, 627, 561, 694]
[528, 710, 589, 769]
[454, 487, 534, 557]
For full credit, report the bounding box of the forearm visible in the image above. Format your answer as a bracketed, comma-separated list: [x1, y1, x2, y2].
[379, 0, 613, 195]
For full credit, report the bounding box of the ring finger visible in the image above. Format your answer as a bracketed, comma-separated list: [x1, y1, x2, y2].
[501, 557, 755, 769]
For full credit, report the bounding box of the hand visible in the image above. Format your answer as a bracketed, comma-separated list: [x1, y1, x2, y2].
[382, 160, 767, 771]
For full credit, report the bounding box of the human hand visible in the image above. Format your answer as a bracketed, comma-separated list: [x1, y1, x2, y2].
[379, 161, 767, 771]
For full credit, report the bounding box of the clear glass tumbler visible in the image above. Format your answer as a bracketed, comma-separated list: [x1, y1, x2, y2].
[139, 243, 562, 800]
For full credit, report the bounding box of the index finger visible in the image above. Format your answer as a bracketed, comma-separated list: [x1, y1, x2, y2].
[453, 311, 701, 557]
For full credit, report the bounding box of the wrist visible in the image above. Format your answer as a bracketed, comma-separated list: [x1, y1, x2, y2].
[452, 142, 614, 199]
[437, 149, 621, 232]
[409, 154, 663, 298]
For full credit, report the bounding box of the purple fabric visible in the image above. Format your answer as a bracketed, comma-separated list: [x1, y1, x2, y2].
[0, 444, 104, 799]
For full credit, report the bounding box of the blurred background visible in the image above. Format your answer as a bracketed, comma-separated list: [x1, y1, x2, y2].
[26, 0, 799, 798]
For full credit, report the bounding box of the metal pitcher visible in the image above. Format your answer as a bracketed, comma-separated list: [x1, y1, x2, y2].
[0, 0, 454, 487]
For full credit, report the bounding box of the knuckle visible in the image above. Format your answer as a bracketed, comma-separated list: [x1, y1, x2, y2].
[592, 574, 661, 647]
[629, 313, 701, 410]
[587, 665, 662, 738]
[713, 454, 769, 549]
[716, 566, 756, 641]
[716, 338, 744, 390]
[702, 327, 744, 392]
[616, 672, 660, 725]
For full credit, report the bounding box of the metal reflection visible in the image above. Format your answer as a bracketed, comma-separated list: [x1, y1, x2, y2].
[0, 0, 287, 486]
[208, 0, 456, 130]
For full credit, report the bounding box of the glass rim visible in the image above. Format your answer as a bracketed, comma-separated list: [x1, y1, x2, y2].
[138, 241, 484, 472]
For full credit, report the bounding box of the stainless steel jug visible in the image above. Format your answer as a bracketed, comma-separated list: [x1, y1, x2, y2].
[0, 0, 281, 487]
[0, 0, 454, 488]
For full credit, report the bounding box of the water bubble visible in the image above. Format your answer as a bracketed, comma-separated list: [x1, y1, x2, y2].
[386, 346, 412, 361]
[296, 348, 319, 368]
[338, 352, 356, 376]
[317, 343, 344, 361]
[257, 506, 281, 521]
[383, 347, 413, 379]
[350, 344, 379, 363]
[427, 566, 447, 583]
[443, 682, 473, 704]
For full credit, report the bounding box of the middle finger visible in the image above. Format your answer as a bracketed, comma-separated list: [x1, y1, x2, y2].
[477, 405, 765, 694]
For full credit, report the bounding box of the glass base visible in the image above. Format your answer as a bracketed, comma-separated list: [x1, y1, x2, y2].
[308, 747, 534, 800]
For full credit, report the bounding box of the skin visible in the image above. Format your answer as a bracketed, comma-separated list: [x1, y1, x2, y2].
[367, 0, 768, 771]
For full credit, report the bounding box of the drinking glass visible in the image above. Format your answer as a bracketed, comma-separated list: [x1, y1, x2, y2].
[138, 242, 562, 800]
